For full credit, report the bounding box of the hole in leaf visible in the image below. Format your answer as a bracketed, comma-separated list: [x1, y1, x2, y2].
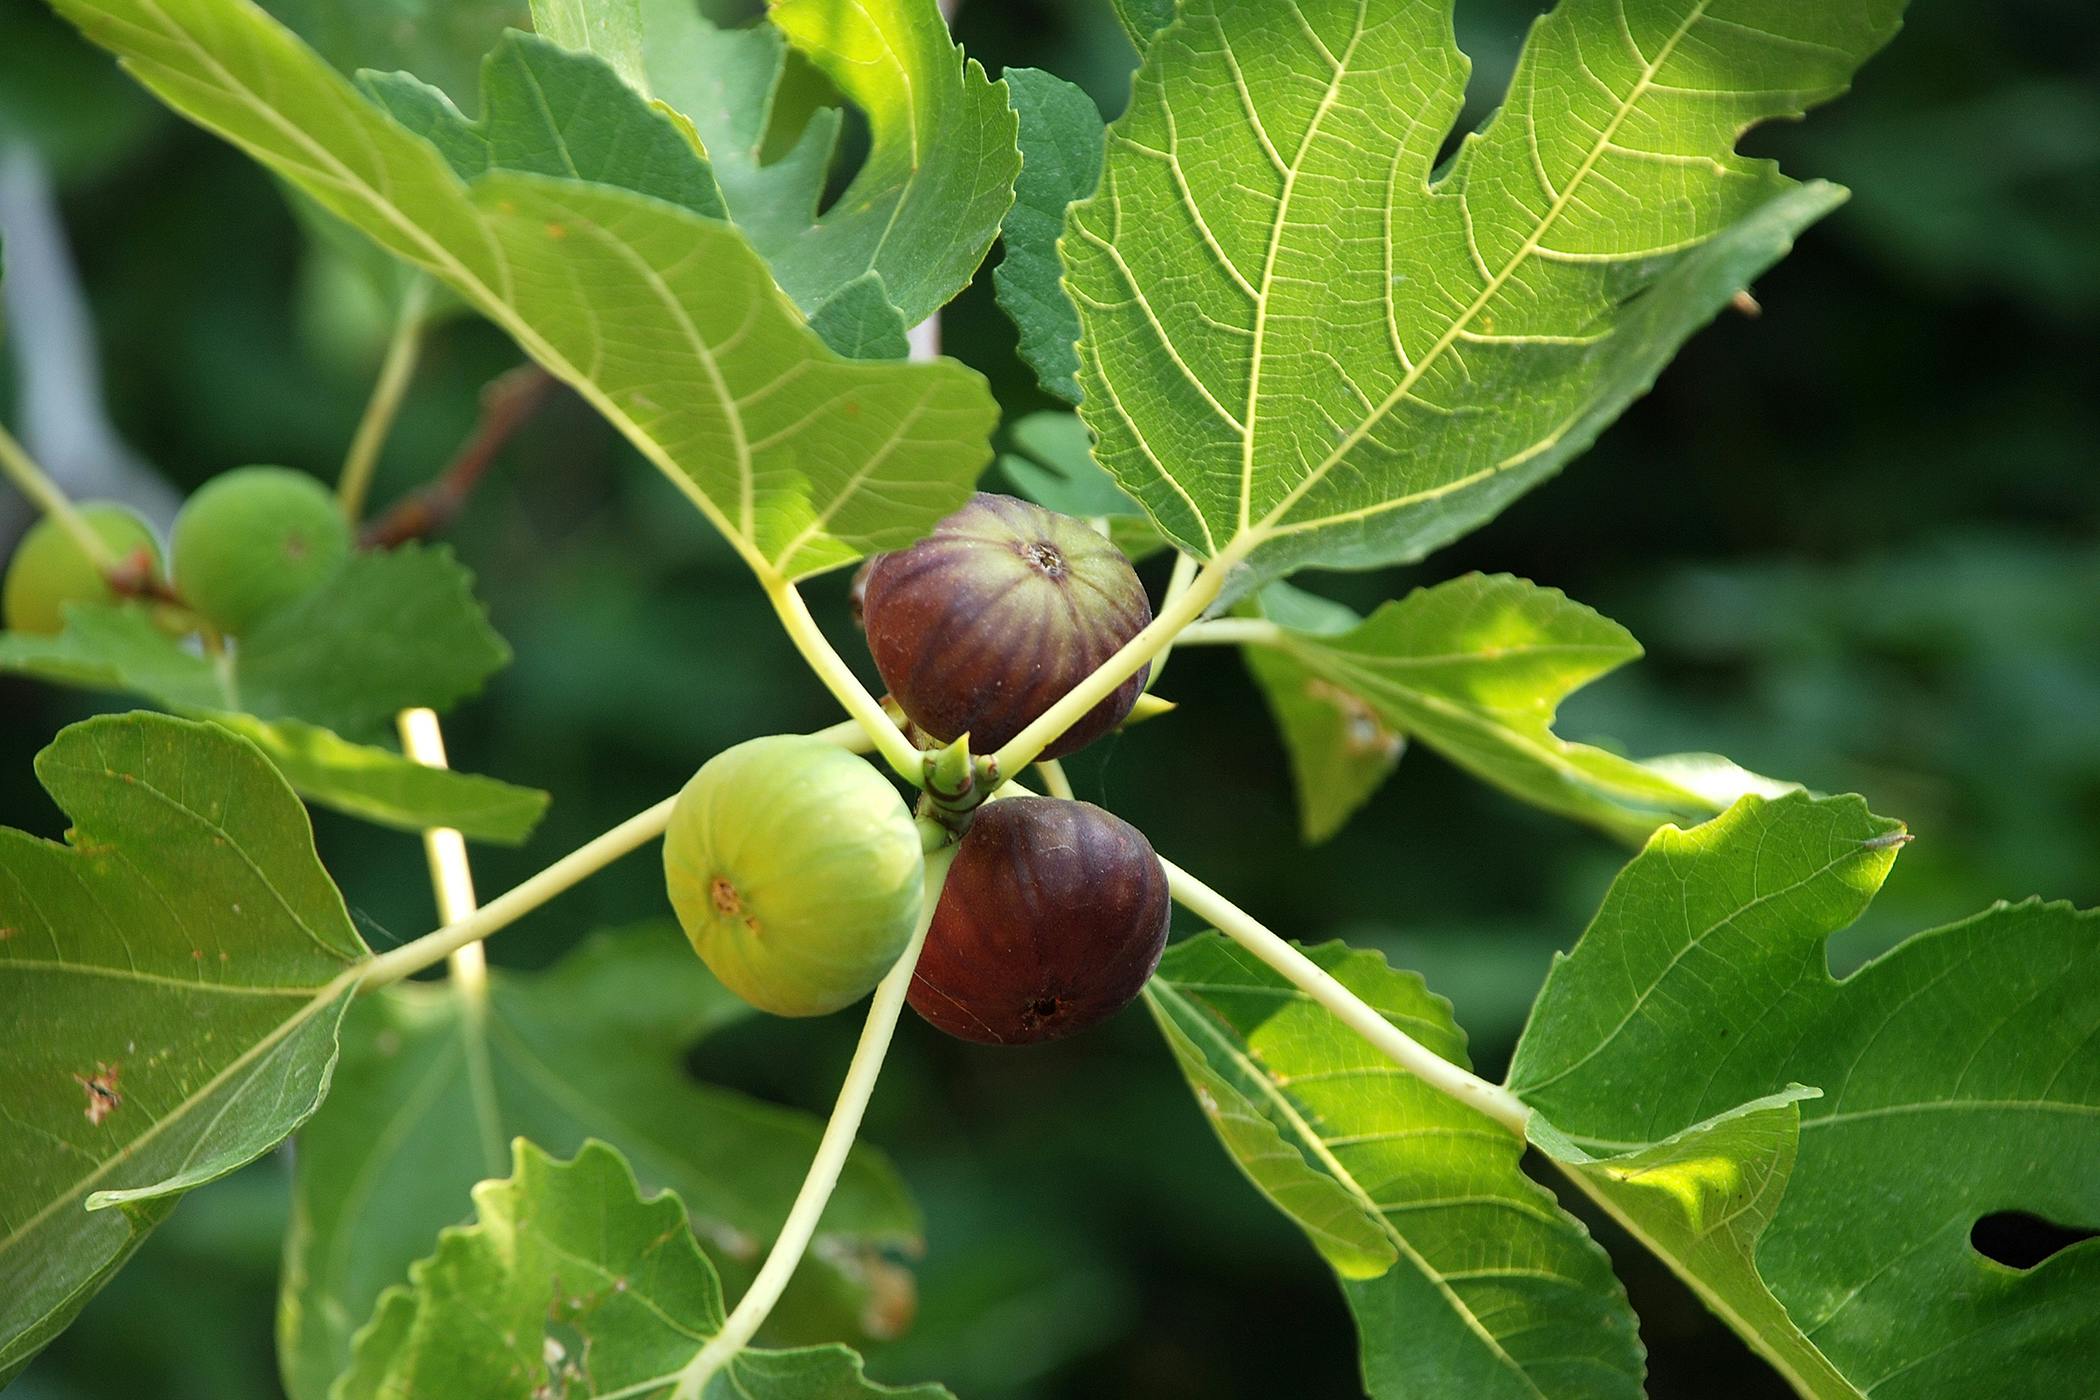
[1970, 1211, 2099, 1270]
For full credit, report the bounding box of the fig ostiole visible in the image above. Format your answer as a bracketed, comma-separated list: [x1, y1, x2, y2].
[664, 734, 927, 1018]
[171, 466, 351, 635]
[860, 493, 1152, 760]
[2, 503, 164, 636]
[908, 796, 1170, 1045]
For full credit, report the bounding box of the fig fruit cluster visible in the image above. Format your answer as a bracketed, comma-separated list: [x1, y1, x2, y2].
[665, 494, 1171, 1044]
[2, 466, 350, 641]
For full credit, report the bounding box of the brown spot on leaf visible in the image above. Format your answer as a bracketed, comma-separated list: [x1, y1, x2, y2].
[75, 1062, 122, 1125]
[1305, 679, 1403, 761]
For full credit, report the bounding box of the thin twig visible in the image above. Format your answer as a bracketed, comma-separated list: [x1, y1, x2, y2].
[359, 365, 558, 549]
[338, 280, 432, 521]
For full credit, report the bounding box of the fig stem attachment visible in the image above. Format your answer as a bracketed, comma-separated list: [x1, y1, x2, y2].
[1161, 856, 1532, 1139]
[672, 845, 959, 1400]
[395, 706, 506, 1174]
[0, 418, 119, 571]
[919, 734, 999, 835]
[764, 574, 924, 782]
[990, 536, 1250, 778]
[337, 276, 431, 522]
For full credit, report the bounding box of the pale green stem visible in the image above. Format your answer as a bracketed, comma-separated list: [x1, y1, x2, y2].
[1161, 856, 1532, 1138]
[360, 794, 676, 989]
[991, 538, 1249, 778]
[0, 419, 117, 569]
[1174, 617, 1282, 648]
[396, 707, 506, 1172]
[1143, 551, 1203, 691]
[763, 574, 922, 781]
[672, 844, 959, 1399]
[337, 278, 432, 521]
[355, 720, 876, 991]
[1035, 758, 1075, 801]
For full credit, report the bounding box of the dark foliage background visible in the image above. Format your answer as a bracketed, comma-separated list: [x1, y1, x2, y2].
[3, 0, 2095, 1395]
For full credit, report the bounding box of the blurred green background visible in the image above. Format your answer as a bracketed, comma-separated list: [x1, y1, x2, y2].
[2, 0, 2094, 1395]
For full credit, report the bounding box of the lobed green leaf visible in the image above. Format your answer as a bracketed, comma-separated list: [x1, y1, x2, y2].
[994, 68, 1105, 404]
[52, 0, 998, 581]
[1245, 573, 1790, 844]
[1511, 792, 2100, 1395]
[280, 925, 924, 1399]
[641, 0, 1020, 330]
[1148, 934, 1643, 1399]
[0, 714, 368, 1382]
[335, 1139, 948, 1399]
[1068, 0, 1904, 591]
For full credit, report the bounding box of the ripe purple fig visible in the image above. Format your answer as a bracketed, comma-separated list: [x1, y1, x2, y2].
[860, 493, 1152, 760]
[909, 797, 1170, 1045]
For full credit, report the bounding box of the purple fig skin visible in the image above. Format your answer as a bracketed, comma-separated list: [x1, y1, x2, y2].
[860, 493, 1152, 760]
[909, 797, 1171, 1045]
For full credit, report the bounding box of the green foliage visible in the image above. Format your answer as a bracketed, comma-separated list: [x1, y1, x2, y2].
[2, 542, 509, 730]
[261, 0, 526, 104]
[1510, 793, 2100, 1395]
[19, 1, 2095, 1397]
[995, 69, 1105, 404]
[0, 546, 541, 840]
[1068, 0, 1901, 590]
[209, 712, 548, 843]
[640, 0, 1020, 329]
[0, 714, 367, 1382]
[279, 926, 923, 1400]
[361, 29, 725, 218]
[995, 411, 1165, 561]
[51, 0, 998, 583]
[528, 0, 645, 93]
[1246, 573, 1789, 844]
[1148, 935, 1642, 1398]
[338, 1140, 947, 1399]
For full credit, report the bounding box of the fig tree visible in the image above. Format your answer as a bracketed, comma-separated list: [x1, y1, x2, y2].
[664, 734, 926, 1017]
[2, 503, 163, 636]
[859, 493, 1152, 759]
[909, 796, 1169, 1045]
[171, 466, 351, 634]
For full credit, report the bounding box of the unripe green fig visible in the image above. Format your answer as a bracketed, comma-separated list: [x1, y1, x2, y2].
[909, 797, 1170, 1045]
[664, 735, 926, 1017]
[860, 494, 1153, 760]
[2, 503, 163, 636]
[172, 466, 350, 634]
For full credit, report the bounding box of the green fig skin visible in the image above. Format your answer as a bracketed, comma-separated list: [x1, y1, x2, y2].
[664, 735, 926, 1017]
[172, 466, 351, 634]
[860, 494, 1153, 760]
[2, 504, 163, 636]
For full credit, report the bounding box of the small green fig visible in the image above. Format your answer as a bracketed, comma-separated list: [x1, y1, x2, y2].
[909, 796, 1170, 1045]
[172, 466, 351, 634]
[859, 493, 1153, 760]
[664, 735, 926, 1017]
[2, 503, 163, 635]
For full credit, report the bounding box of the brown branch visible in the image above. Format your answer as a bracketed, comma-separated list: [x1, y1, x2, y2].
[359, 365, 559, 550]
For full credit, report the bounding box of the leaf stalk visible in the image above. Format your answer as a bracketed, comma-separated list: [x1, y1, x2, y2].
[671, 843, 959, 1398]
